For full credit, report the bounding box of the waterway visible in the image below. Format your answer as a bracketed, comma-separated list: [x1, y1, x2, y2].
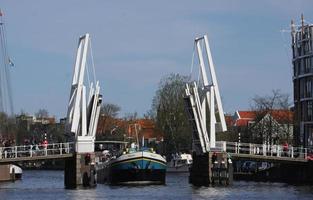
[0, 170, 313, 199]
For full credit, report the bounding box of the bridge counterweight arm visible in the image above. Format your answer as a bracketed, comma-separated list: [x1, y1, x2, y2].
[65, 33, 102, 153]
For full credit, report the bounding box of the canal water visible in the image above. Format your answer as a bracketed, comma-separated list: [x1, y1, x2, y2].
[0, 170, 313, 200]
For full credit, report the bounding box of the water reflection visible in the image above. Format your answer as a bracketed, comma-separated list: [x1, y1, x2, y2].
[0, 171, 313, 200]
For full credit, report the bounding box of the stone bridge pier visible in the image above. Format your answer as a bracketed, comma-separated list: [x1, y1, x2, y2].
[64, 139, 97, 189]
[64, 152, 96, 189]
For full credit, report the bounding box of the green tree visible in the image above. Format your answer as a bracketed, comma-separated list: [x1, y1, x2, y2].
[151, 73, 192, 156]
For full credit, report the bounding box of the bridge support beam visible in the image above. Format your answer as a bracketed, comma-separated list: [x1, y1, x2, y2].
[64, 152, 96, 189]
[189, 151, 233, 186]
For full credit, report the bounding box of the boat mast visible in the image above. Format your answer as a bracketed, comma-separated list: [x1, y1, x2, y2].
[134, 123, 139, 149]
[0, 9, 14, 115]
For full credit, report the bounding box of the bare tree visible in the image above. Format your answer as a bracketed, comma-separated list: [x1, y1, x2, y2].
[100, 103, 121, 119]
[250, 90, 292, 145]
[97, 103, 121, 139]
[124, 112, 138, 121]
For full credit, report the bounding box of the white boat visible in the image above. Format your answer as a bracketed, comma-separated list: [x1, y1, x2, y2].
[10, 164, 22, 180]
[167, 153, 192, 173]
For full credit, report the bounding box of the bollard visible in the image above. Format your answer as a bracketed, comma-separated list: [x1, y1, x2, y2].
[30, 145, 33, 157]
[263, 144, 266, 156]
[15, 146, 17, 158]
[227, 158, 233, 185]
[220, 161, 227, 185]
[11, 167, 15, 182]
[89, 163, 97, 187]
[211, 161, 219, 185]
[277, 145, 280, 157]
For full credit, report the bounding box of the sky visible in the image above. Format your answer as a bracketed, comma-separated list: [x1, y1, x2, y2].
[1, 0, 313, 119]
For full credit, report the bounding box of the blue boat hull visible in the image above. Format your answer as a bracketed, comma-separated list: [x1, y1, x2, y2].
[109, 152, 166, 184]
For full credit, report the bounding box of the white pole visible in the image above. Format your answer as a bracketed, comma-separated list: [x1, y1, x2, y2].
[203, 35, 227, 131]
[209, 86, 215, 148]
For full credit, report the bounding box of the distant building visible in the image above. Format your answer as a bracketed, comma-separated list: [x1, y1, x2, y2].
[232, 111, 256, 143]
[16, 114, 35, 131]
[16, 114, 56, 127]
[291, 15, 313, 148]
[233, 111, 255, 127]
[59, 118, 67, 124]
[33, 117, 55, 125]
[130, 119, 164, 143]
[96, 116, 164, 144]
[232, 110, 293, 144]
[15, 114, 59, 144]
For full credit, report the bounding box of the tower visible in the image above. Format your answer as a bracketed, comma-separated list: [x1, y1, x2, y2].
[291, 15, 313, 148]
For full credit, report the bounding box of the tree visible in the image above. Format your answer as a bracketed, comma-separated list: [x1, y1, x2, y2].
[124, 112, 138, 121]
[101, 103, 121, 119]
[250, 90, 292, 145]
[97, 103, 121, 139]
[151, 73, 192, 155]
[35, 109, 49, 118]
[143, 109, 156, 120]
[0, 112, 16, 142]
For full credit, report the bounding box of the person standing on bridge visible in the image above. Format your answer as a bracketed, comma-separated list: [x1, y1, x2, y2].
[283, 141, 289, 157]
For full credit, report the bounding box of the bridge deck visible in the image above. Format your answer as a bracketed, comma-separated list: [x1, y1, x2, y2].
[0, 153, 73, 164]
[230, 153, 307, 163]
[215, 141, 311, 164]
[0, 142, 74, 164]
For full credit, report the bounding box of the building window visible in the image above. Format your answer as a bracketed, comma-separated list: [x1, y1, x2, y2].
[306, 78, 312, 98]
[294, 60, 298, 76]
[308, 101, 313, 121]
[300, 79, 305, 98]
[305, 124, 313, 148]
[300, 59, 304, 75]
[302, 101, 307, 121]
[305, 57, 310, 73]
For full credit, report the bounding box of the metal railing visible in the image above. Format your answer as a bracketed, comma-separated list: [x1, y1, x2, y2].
[215, 141, 312, 160]
[0, 142, 74, 160]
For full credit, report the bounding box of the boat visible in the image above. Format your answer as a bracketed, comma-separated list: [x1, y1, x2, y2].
[167, 153, 192, 173]
[10, 164, 22, 180]
[108, 143, 166, 185]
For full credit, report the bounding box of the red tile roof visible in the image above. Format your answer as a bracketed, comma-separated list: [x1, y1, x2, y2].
[234, 110, 293, 127]
[238, 111, 255, 119]
[269, 110, 293, 123]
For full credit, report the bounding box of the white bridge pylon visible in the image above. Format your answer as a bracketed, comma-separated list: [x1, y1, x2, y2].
[66, 33, 102, 153]
[185, 35, 227, 154]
